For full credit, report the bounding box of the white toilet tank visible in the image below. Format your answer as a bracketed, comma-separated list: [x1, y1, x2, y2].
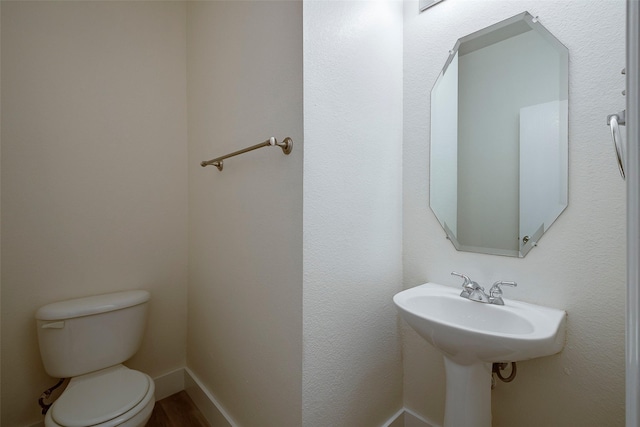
[36, 290, 150, 379]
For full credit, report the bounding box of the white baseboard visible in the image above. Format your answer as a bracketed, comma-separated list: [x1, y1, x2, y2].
[381, 407, 439, 427]
[153, 367, 185, 400]
[155, 366, 237, 427]
[184, 367, 237, 427]
[182, 370, 438, 427]
[404, 407, 440, 427]
[381, 408, 405, 427]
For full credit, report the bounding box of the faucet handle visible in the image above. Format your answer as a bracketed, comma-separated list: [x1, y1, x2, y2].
[451, 272, 471, 287]
[452, 272, 480, 298]
[489, 281, 517, 305]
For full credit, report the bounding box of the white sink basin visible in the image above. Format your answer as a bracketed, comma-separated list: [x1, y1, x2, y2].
[393, 282, 566, 365]
[394, 282, 566, 427]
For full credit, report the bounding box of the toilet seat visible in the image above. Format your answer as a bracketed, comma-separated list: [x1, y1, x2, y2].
[46, 365, 155, 427]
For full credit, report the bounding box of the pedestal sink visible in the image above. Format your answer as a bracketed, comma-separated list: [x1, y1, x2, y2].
[393, 283, 566, 427]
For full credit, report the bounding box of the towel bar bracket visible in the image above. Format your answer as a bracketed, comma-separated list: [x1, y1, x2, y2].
[279, 137, 293, 155]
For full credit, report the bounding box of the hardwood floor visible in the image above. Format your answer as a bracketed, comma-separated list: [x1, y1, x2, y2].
[147, 391, 210, 427]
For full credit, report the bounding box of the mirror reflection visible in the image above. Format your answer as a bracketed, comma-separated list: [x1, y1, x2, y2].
[430, 12, 569, 257]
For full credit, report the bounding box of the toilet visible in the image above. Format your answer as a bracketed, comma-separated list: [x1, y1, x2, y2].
[35, 290, 155, 427]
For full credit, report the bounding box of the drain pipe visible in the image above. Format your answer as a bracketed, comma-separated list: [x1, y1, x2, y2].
[491, 362, 517, 389]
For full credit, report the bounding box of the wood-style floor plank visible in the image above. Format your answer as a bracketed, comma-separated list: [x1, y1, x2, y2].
[147, 391, 210, 427]
[147, 403, 172, 427]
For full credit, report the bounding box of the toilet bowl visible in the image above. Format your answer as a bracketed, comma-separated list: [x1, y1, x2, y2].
[44, 365, 155, 427]
[36, 290, 155, 427]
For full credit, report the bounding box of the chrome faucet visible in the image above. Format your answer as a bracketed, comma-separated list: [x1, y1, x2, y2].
[451, 272, 490, 303]
[451, 272, 517, 305]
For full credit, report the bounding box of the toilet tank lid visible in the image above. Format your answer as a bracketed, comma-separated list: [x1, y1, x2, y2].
[36, 290, 150, 321]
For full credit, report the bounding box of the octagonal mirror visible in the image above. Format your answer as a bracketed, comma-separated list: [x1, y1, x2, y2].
[430, 11, 569, 257]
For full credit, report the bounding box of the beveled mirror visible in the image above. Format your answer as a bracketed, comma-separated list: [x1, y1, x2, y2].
[430, 12, 569, 257]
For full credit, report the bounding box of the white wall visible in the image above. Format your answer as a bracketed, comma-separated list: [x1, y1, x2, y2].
[403, 0, 626, 426]
[1, 2, 188, 425]
[186, 2, 303, 426]
[303, 1, 404, 425]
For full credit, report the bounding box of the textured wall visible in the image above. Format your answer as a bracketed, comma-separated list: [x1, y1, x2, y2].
[1, 2, 188, 425]
[403, 0, 626, 426]
[186, 2, 303, 425]
[303, 1, 404, 425]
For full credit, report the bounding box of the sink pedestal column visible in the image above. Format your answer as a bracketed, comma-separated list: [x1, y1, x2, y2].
[443, 357, 492, 427]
